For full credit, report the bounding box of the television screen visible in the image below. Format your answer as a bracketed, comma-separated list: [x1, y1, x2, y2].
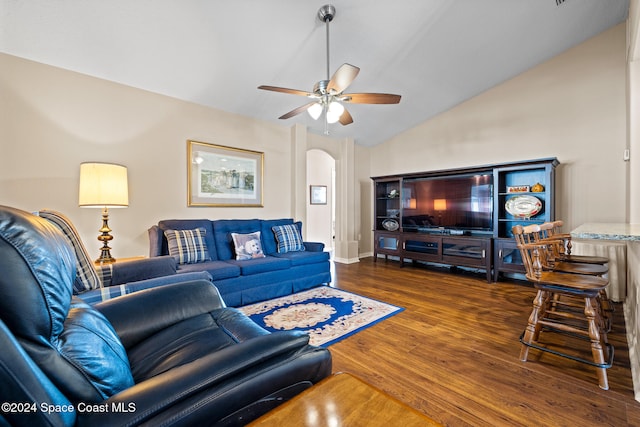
[402, 173, 493, 232]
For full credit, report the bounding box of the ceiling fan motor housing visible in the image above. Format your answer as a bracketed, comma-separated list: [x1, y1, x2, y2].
[318, 4, 335, 22]
[313, 80, 330, 95]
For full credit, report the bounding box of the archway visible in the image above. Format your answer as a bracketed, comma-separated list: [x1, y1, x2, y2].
[306, 149, 336, 254]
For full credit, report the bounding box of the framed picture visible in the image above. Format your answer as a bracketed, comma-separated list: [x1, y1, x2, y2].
[310, 185, 327, 205]
[187, 140, 264, 207]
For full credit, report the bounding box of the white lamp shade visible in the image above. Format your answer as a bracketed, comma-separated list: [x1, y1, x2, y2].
[433, 199, 447, 211]
[326, 101, 345, 124]
[307, 103, 323, 120]
[78, 163, 129, 208]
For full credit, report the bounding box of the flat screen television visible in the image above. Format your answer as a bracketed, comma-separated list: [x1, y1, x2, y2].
[402, 173, 493, 233]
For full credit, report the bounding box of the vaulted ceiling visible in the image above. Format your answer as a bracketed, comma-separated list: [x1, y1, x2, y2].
[0, 0, 629, 146]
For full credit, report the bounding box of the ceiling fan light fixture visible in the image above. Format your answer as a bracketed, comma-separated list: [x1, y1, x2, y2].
[257, 4, 401, 128]
[307, 102, 323, 120]
[328, 100, 344, 115]
[326, 100, 344, 123]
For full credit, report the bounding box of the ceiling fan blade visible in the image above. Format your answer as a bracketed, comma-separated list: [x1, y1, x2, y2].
[339, 108, 354, 126]
[258, 85, 314, 97]
[327, 63, 360, 94]
[342, 93, 401, 104]
[278, 102, 318, 120]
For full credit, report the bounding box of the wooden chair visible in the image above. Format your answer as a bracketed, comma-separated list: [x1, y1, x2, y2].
[532, 222, 608, 276]
[538, 222, 613, 321]
[545, 220, 610, 265]
[512, 224, 613, 390]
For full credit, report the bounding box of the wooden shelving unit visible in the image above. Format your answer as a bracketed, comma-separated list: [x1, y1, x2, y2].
[372, 157, 558, 282]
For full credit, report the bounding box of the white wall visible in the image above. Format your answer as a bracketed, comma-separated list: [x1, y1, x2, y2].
[366, 23, 628, 247]
[0, 53, 305, 258]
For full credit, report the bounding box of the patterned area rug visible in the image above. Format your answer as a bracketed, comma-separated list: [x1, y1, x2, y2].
[238, 286, 404, 347]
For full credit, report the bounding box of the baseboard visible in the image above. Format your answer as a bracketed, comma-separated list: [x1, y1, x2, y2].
[359, 251, 373, 259]
[333, 256, 361, 264]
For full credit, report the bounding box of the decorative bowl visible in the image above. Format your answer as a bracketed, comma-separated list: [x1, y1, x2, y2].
[382, 219, 399, 231]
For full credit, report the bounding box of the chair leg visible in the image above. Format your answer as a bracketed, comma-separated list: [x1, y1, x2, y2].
[520, 290, 546, 361]
[585, 296, 609, 390]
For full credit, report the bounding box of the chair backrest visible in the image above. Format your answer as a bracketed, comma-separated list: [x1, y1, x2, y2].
[512, 224, 546, 281]
[37, 209, 103, 293]
[0, 318, 75, 426]
[0, 206, 134, 406]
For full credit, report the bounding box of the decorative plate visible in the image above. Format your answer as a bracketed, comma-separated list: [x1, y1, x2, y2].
[505, 195, 542, 219]
[382, 219, 399, 231]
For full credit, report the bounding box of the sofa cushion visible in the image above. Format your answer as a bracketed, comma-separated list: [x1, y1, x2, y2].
[176, 260, 241, 281]
[158, 220, 217, 260]
[272, 250, 330, 266]
[213, 219, 262, 260]
[231, 231, 266, 260]
[126, 308, 269, 382]
[272, 224, 306, 253]
[164, 228, 211, 265]
[226, 256, 290, 276]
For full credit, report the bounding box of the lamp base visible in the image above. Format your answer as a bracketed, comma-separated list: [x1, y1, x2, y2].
[96, 249, 116, 265]
[95, 207, 116, 264]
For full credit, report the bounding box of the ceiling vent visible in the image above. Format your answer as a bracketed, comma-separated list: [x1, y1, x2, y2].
[556, 0, 566, 5]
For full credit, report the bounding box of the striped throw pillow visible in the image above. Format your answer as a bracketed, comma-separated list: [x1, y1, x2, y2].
[272, 224, 306, 253]
[37, 210, 102, 293]
[164, 228, 211, 264]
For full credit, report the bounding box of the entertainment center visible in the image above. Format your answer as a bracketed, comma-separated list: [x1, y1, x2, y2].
[372, 158, 558, 282]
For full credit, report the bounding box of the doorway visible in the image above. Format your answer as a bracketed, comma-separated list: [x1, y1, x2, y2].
[306, 149, 336, 253]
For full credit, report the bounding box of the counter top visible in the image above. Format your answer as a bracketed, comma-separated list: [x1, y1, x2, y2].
[571, 223, 640, 241]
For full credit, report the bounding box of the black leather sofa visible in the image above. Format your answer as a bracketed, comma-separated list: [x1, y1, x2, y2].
[0, 205, 332, 426]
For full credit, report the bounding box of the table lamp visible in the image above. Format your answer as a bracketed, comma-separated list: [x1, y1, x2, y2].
[78, 162, 129, 264]
[434, 199, 447, 226]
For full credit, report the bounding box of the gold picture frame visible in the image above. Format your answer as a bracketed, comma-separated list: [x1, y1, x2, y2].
[187, 140, 264, 207]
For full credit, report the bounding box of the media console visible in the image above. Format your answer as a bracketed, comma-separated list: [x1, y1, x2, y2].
[372, 158, 558, 282]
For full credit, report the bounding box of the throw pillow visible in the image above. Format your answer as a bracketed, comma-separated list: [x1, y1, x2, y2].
[272, 224, 306, 253]
[231, 231, 266, 260]
[164, 228, 211, 264]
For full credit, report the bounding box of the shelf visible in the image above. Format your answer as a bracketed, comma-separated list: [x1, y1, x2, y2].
[498, 218, 544, 222]
[499, 192, 546, 197]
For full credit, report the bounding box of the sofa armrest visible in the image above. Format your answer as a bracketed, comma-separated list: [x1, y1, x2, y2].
[148, 224, 164, 257]
[304, 241, 325, 252]
[78, 271, 213, 305]
[94, 280, 225, 348]
[76, 331, 325, 427]
[99, 255, 177, 286]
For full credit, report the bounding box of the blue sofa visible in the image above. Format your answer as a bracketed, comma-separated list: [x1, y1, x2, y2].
[148, 218, 331, 306]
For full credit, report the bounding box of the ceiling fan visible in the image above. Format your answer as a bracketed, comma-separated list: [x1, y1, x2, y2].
[258, 4, 401, 127]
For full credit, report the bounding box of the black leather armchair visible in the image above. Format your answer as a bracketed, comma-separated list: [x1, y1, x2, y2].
[0, 206, 332, 426]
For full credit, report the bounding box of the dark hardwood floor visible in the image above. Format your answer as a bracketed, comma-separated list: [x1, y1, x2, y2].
[328, 257, 640, 426]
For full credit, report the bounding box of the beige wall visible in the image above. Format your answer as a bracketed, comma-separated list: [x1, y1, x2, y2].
[0, 53, 315, 258]
[0, 21, 630, 262]
[366, 23, 628, 248]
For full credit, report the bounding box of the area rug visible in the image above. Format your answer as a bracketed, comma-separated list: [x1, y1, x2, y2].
[238, 286, 404, 347]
